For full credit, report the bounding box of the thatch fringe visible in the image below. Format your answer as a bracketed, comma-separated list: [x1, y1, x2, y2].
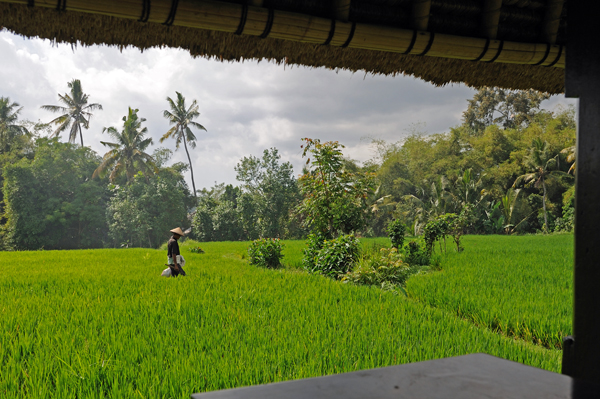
[1, 0, 565, 68]
[0, 2, 564, 93]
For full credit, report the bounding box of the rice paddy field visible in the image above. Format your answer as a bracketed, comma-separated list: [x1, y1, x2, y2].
[406, 234, 573, 349]
[0, 235, 570, 398]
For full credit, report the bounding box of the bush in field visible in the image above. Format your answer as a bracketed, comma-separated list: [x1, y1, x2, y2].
[302, 233, 325, 271]
[343, 247, 413, 288]
[304, 234, 360, 279]
[405, 240, 431, 266]
[423, 215, 451, 255]
[248, 238, 284, 269]
[386, 219, 406, 249]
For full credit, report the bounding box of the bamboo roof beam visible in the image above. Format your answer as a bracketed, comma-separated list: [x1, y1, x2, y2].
[481, 0, 502, 39]
[412, 0, 431, 31]
[332, 0, 351, 22]
[0, 0, 565, 68]
[540, 0, 564, 44]
[248, 0, 264, 7]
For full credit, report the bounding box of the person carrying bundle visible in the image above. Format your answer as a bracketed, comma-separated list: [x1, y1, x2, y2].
[163, 227, 187, 277]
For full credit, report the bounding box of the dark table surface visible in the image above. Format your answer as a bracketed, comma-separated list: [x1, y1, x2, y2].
[191, 353, 600, 399]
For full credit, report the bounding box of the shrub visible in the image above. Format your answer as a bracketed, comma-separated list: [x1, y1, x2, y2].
[386, 219, 406, 249]
[342, 247, 412, 288]
[189, 246, 205, 254]
[304, 234, 360, 279]
[248, 238, 284, 269]
[405, 240, 431, 266]
[302, 233, 326, 271]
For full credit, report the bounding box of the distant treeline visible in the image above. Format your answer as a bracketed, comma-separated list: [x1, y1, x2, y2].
[0, 86, 575, 250]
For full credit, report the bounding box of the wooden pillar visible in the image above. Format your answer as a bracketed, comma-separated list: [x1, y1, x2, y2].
[563, 0, 600, 384]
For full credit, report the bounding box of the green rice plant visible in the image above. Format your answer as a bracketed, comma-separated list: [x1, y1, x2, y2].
[406, 234, 573, 349]
[0, 239, 563, 398]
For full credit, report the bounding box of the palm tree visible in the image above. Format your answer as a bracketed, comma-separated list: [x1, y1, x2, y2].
[561, 145, 576, 175]
[513, 138, 570, 233]
[0, 97, 31, 153]
[161, 92, 207, 196]
[41, 79, 102, 147]
[93, 107, 156, 183]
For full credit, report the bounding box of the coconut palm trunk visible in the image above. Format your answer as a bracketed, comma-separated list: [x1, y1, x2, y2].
[78, 124, 84, 147]
[182, 132, 197, 196]
[542, 175, 548, 233]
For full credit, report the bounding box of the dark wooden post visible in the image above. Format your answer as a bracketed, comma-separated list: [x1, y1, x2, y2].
[563, 0, 600, 383]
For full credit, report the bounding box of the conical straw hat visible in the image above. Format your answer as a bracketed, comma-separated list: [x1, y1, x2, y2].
[170, 227, 185, 236]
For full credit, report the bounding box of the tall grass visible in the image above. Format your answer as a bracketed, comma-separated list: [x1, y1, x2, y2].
[0, 239, 561, 398]
[405, 234, 573, 349]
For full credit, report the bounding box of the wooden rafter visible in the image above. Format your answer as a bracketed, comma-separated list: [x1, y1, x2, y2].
[332, 0, 350, 22]
[481, 0, 502, 39]
[540, 0, 564, 44]
[411, 0, 431, 31]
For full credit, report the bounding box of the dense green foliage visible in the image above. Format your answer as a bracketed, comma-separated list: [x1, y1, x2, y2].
[192, 148, 301, 242]
[106, 166, 191, 248]
[3, 138, 109, 249]
[303, 234, 360, 279]
[297, 138, 376, 238]
[406, 234, 573, 349]
[386, 219, 406, 249]
[1, 241, 562, 398]
[247, 238, 284, 269]
[342, 247, 415, 290]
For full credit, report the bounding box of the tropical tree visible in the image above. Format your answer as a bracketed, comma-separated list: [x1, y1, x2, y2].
[513, 138, 571, 233]
[462, 87, 549, 135]
[235, 148, 299, 238]
[561, 145, 576, 175]
[0, 97, 31, 153]
[296, 138, 376, 239]
[160, 92, 206, 197]
[41, 79, 102, 147]
[93, 107, 156, 183]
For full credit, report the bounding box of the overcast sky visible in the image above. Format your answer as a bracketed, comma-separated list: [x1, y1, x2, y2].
[0, 29, 575, 191]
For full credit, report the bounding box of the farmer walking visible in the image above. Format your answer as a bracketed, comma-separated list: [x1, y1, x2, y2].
[167, 227, 186, 277]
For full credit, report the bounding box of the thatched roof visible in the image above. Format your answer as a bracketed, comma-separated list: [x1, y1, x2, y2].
[0, 0, 566, 93]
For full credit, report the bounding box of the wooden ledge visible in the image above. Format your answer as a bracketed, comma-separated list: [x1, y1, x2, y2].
[191, 353, 600, 399]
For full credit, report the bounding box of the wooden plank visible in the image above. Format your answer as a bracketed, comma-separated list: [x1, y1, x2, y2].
[191, 354, 600, 399]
